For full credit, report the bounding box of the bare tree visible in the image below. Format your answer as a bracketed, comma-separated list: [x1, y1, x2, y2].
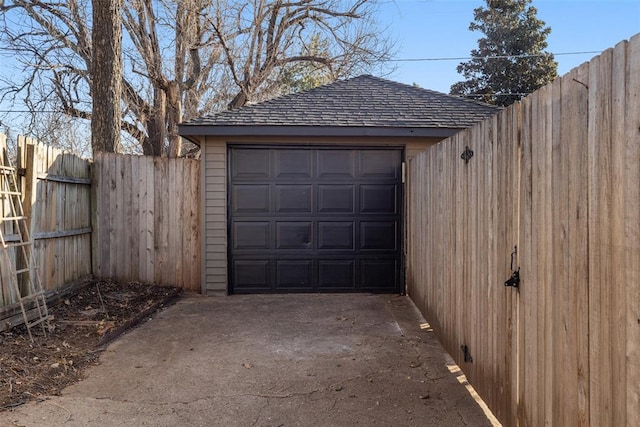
[0, 0, 392, 157]
[29, 111, 93, 158]
[211, 0, 393, 109]
[0, 0, 222, 156]
[92, 0, 123, 153]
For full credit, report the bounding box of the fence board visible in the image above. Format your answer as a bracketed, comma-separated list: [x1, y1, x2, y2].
[114, 153, 124, 281]
[130, 156, 140, 281]
[623, 33, 640, 427]
[588, 46, 615, 427]
[167, 158, 178, 286]
[569, 63, 590, 426]
[155, 157, 168, 283]
[517, 93, 534, 425]
[536, 83, 553, 426]
[610, 39, 629, 427]
[123, 155, 134, 281]
[144, 156, 156, 283]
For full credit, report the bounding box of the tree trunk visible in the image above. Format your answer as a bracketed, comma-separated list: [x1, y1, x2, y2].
[145, 89, 166, 156]
[167, 81, 182, 157]
[91, 0, 123, 155]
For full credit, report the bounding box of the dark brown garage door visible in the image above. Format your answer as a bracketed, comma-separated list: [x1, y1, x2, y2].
[228, 146, 403, 293]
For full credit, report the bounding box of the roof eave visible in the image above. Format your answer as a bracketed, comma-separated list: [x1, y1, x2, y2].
[177, 125, 462, 139]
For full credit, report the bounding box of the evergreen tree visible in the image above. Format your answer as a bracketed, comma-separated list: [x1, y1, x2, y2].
[279, 35, 334, 94]
[450, 0, 558, 107]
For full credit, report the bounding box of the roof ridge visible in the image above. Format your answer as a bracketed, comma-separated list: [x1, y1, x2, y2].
[355, 74, 498, 109]
[181, 74, 500, 132]
[243, 74, 498, 111]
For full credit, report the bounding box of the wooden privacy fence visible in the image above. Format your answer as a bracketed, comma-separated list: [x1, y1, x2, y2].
[92, 153, 200, 291]
[1, 136, 92, 327]
[2, 139, 201, 329]
[407, 35, 640, 426]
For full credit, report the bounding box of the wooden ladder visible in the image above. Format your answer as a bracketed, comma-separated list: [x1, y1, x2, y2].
[0, 148, 50, 342]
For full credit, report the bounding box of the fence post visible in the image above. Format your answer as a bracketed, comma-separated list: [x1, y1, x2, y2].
[90, 153, 99, 278]
[20, 138, 37, 239]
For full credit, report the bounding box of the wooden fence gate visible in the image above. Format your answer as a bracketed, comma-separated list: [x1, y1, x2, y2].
[1, 136, 92, 329]
[407, 36, 640, 426]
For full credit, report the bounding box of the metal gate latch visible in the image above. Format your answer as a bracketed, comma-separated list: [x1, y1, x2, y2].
[504, 246, 520, 289]
[505, 270, 520, 289]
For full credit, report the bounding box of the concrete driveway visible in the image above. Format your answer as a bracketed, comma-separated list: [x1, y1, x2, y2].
[0, 294, 495, 426]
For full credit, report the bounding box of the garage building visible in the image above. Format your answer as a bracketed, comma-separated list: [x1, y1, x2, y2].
[178, 75, 498, 294]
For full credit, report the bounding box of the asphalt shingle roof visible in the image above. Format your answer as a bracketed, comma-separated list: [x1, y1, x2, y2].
[179, 75, 499, 138]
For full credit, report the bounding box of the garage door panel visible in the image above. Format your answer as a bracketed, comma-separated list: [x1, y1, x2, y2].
[232, 150, 270, 179]
[275, 150, 313, 178]
[360, 184, 397, 214]
[276, 260, 313, 290]
[318, 150, 355, 179]
[233, 260, 271, 289]
[360, 221, 397, 250]
[360, 259, 397, 290]
[318, 185, 355, 213]
[229, 147, 402, 293]
[232, 185, 270, 213]
[276, 221, 313, 249]
[318, 260, 355, 290]
[276, 185, 312, 213]
[233, 222, 271, 250]
[359, 150, 401, 179]
[318, 222, 354, 250]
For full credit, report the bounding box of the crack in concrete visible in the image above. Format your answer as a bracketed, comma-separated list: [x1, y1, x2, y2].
[242, 390, 320, 399]
[87, 388, 322, 407]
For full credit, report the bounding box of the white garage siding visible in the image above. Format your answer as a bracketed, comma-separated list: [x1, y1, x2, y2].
[202, 140, 227, 294]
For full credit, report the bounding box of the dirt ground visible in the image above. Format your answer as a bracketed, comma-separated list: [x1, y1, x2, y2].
[0, 281, 182, 411]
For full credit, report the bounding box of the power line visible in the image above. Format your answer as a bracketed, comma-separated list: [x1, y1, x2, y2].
[0, 48, 602, 113]
[460, 93, 530, 97]
[387, 51, 601, 62]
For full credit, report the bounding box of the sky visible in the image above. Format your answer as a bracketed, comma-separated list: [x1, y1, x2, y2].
[0, 0, 639, 135]
[379, 0, 640, 93]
